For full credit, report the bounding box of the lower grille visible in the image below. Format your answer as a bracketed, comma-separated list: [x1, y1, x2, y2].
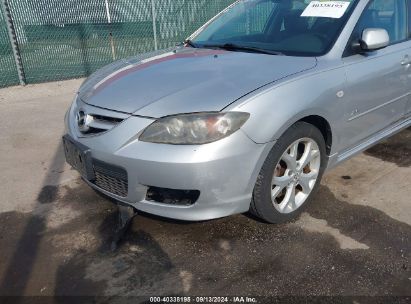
[92, 159, 128, 197]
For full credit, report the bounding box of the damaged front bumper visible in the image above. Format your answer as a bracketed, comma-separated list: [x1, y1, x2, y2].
[64, 100, 274, 221]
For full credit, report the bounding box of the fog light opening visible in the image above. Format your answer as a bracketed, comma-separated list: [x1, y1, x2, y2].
[146, 187, 200, 206]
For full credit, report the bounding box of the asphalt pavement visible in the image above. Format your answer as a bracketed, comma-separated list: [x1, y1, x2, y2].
[0, 80, 409, 301]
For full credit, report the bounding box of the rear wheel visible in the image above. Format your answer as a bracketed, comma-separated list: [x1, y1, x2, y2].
[251, 122, 327, 223]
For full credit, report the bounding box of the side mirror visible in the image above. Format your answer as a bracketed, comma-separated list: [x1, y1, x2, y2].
[359, 28, 389, 51]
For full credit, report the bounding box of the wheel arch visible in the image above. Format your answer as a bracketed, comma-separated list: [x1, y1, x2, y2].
[244, 112, 334, 199]
[299, 115, 333, 156]
[242, 109, 335, 156]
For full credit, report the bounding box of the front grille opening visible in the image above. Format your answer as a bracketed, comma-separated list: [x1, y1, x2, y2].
[86, 127, 106, 134]
[92, 159, 128, 197]
[146, 187, 200, 206]
[79, 113, 125, 135]
[93, 115, 124, 124]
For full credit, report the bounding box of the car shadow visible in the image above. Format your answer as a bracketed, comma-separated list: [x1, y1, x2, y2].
[364, 126, 411, 167]
[0, 145, 66, 296]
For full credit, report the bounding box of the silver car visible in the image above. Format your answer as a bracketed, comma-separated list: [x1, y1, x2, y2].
[64, 0, 411, 223]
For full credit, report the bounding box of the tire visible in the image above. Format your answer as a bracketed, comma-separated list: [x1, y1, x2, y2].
[251, 122, 328, 224]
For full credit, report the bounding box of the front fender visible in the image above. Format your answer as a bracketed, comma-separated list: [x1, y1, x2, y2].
[228, 66, 347, 155]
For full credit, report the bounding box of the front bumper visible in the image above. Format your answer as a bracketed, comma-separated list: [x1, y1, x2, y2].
[65, 101, 274, 221]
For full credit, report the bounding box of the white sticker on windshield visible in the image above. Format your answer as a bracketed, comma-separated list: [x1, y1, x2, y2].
[301, 1, 350, 19]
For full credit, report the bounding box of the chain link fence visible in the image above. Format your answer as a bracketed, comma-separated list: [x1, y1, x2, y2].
[0, 0, 235, 87]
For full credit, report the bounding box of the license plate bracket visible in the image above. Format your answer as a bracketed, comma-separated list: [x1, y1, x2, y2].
[63, 135, 95, 181]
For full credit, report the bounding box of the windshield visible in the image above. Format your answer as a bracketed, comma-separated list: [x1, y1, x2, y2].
[190, 0, 359, 56]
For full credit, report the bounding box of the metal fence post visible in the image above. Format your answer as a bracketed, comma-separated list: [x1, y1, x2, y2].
[1, 0, 25, 85]
[105, 0, 117, 61]
[151, 0, 158, 50]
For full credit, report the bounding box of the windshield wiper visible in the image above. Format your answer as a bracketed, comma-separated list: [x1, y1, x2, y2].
[202, 43, 283, 55]
[183, 39, 198, 48]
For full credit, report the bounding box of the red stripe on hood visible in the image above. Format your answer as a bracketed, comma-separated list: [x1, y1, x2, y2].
[93, 49, 227, 95]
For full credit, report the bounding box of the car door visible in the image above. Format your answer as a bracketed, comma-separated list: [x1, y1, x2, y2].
[341, 0, 409, 150]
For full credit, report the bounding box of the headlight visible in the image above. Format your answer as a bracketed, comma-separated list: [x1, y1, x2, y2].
[139, 112, 250, 144]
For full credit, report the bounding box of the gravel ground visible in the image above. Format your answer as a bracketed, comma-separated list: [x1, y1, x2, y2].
[0, 81, 409, 302]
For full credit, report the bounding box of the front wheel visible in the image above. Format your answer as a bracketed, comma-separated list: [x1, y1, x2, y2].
[251, 122, 328, 223]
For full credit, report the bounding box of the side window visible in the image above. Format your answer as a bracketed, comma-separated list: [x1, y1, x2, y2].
[356, 0, 407, 44]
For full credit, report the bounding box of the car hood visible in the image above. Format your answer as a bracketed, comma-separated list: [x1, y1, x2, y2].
[79, 47, 317, 118]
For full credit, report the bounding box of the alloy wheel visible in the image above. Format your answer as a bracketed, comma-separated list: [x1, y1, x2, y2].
[271, 138, 321, 214]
